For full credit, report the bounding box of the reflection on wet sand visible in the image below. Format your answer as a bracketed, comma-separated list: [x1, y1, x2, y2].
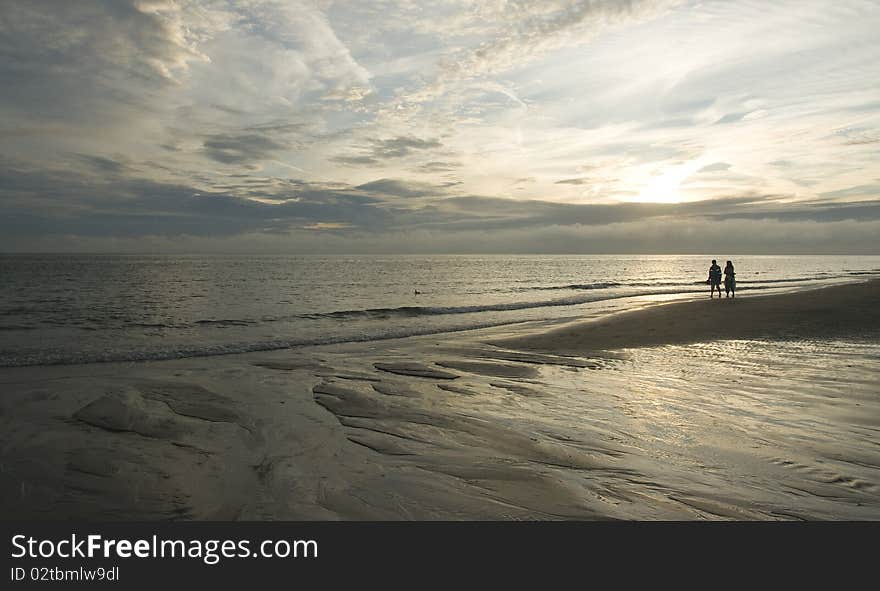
[0, 281, 878, 520]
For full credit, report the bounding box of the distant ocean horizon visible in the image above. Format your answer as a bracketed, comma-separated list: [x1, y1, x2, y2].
[2, 253, 879, 367]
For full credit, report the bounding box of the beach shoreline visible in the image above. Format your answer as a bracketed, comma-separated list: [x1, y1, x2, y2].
[1, 279, 878, 520]
[497, 279, 880, 354]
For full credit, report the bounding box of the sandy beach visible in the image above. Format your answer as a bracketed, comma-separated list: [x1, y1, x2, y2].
[1, 280, 878, 520]
[498, 279, 880, 353]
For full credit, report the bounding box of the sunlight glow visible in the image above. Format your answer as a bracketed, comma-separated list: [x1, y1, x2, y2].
[632, 161, 703, 204]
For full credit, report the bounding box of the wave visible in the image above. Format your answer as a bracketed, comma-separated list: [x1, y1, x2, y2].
[0, 306, 40, 317]
[525, 281, 627, 291]
[0, 317, 538, 368]
[292, 280, 836, 321]
[740, 277, 820, 284]
[518, 273, 874, 292]
[522, 280, 702, 291]
[299, 290, 650, 320]
[4, 276, 870, 334]
[194, 319, 255, 327]
[2, 275, 875, 368]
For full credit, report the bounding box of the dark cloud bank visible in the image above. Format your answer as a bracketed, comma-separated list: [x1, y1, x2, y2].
[1, 161, 878, 253]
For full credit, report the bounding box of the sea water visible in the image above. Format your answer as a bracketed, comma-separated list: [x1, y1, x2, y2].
[1, 254, 878, 367]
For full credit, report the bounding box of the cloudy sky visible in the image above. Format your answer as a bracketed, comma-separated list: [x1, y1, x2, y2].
[1, 0, 879, 253]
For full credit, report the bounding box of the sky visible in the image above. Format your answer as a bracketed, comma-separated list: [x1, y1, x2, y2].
[0, 0, 879, 253]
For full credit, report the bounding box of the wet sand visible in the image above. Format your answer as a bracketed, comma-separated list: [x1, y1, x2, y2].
[1, 280, 878, 520]
[498, 279, 880, 353]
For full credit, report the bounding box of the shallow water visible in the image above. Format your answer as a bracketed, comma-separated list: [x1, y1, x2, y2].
[1, 297, 877, 519]
[445, 336, 880, 519]
[2, 254, 878, 366]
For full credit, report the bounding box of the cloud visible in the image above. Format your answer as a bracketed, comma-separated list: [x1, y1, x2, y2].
[75, 154, 129, 174]
[434, 1, 683, 86]
[0, 0, 878, 254]
[302, 222, 355, 231]
[0, 0, 204, 124]
[355, 178, 447, 198]
[2, 153, 879, 254]
[698, 162, 732, 173]
[332, 155, 381, 166]
[0, 0, 373, 175]
[818, 185, 880, 200]
[202, 133, 287, 165]
[417, 161, 461, 173]
[0, 160, 395, 237]
[6, 216, 880, 255]
[368, 136, 442, 158]
[714, 112, 749, 125]
[333, 136, 444, 166]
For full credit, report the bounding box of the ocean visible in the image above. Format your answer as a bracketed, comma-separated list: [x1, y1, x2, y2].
[1, 254, 879, 367]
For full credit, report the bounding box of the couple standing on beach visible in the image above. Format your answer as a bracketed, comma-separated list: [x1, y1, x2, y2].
[708, 259, 736, 299]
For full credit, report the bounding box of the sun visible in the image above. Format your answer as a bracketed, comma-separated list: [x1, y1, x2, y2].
[633, 161, 702, 204]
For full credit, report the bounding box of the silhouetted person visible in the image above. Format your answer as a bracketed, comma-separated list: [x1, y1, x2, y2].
[724, 260, 736, 298]
[708, 259, 722, 298]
